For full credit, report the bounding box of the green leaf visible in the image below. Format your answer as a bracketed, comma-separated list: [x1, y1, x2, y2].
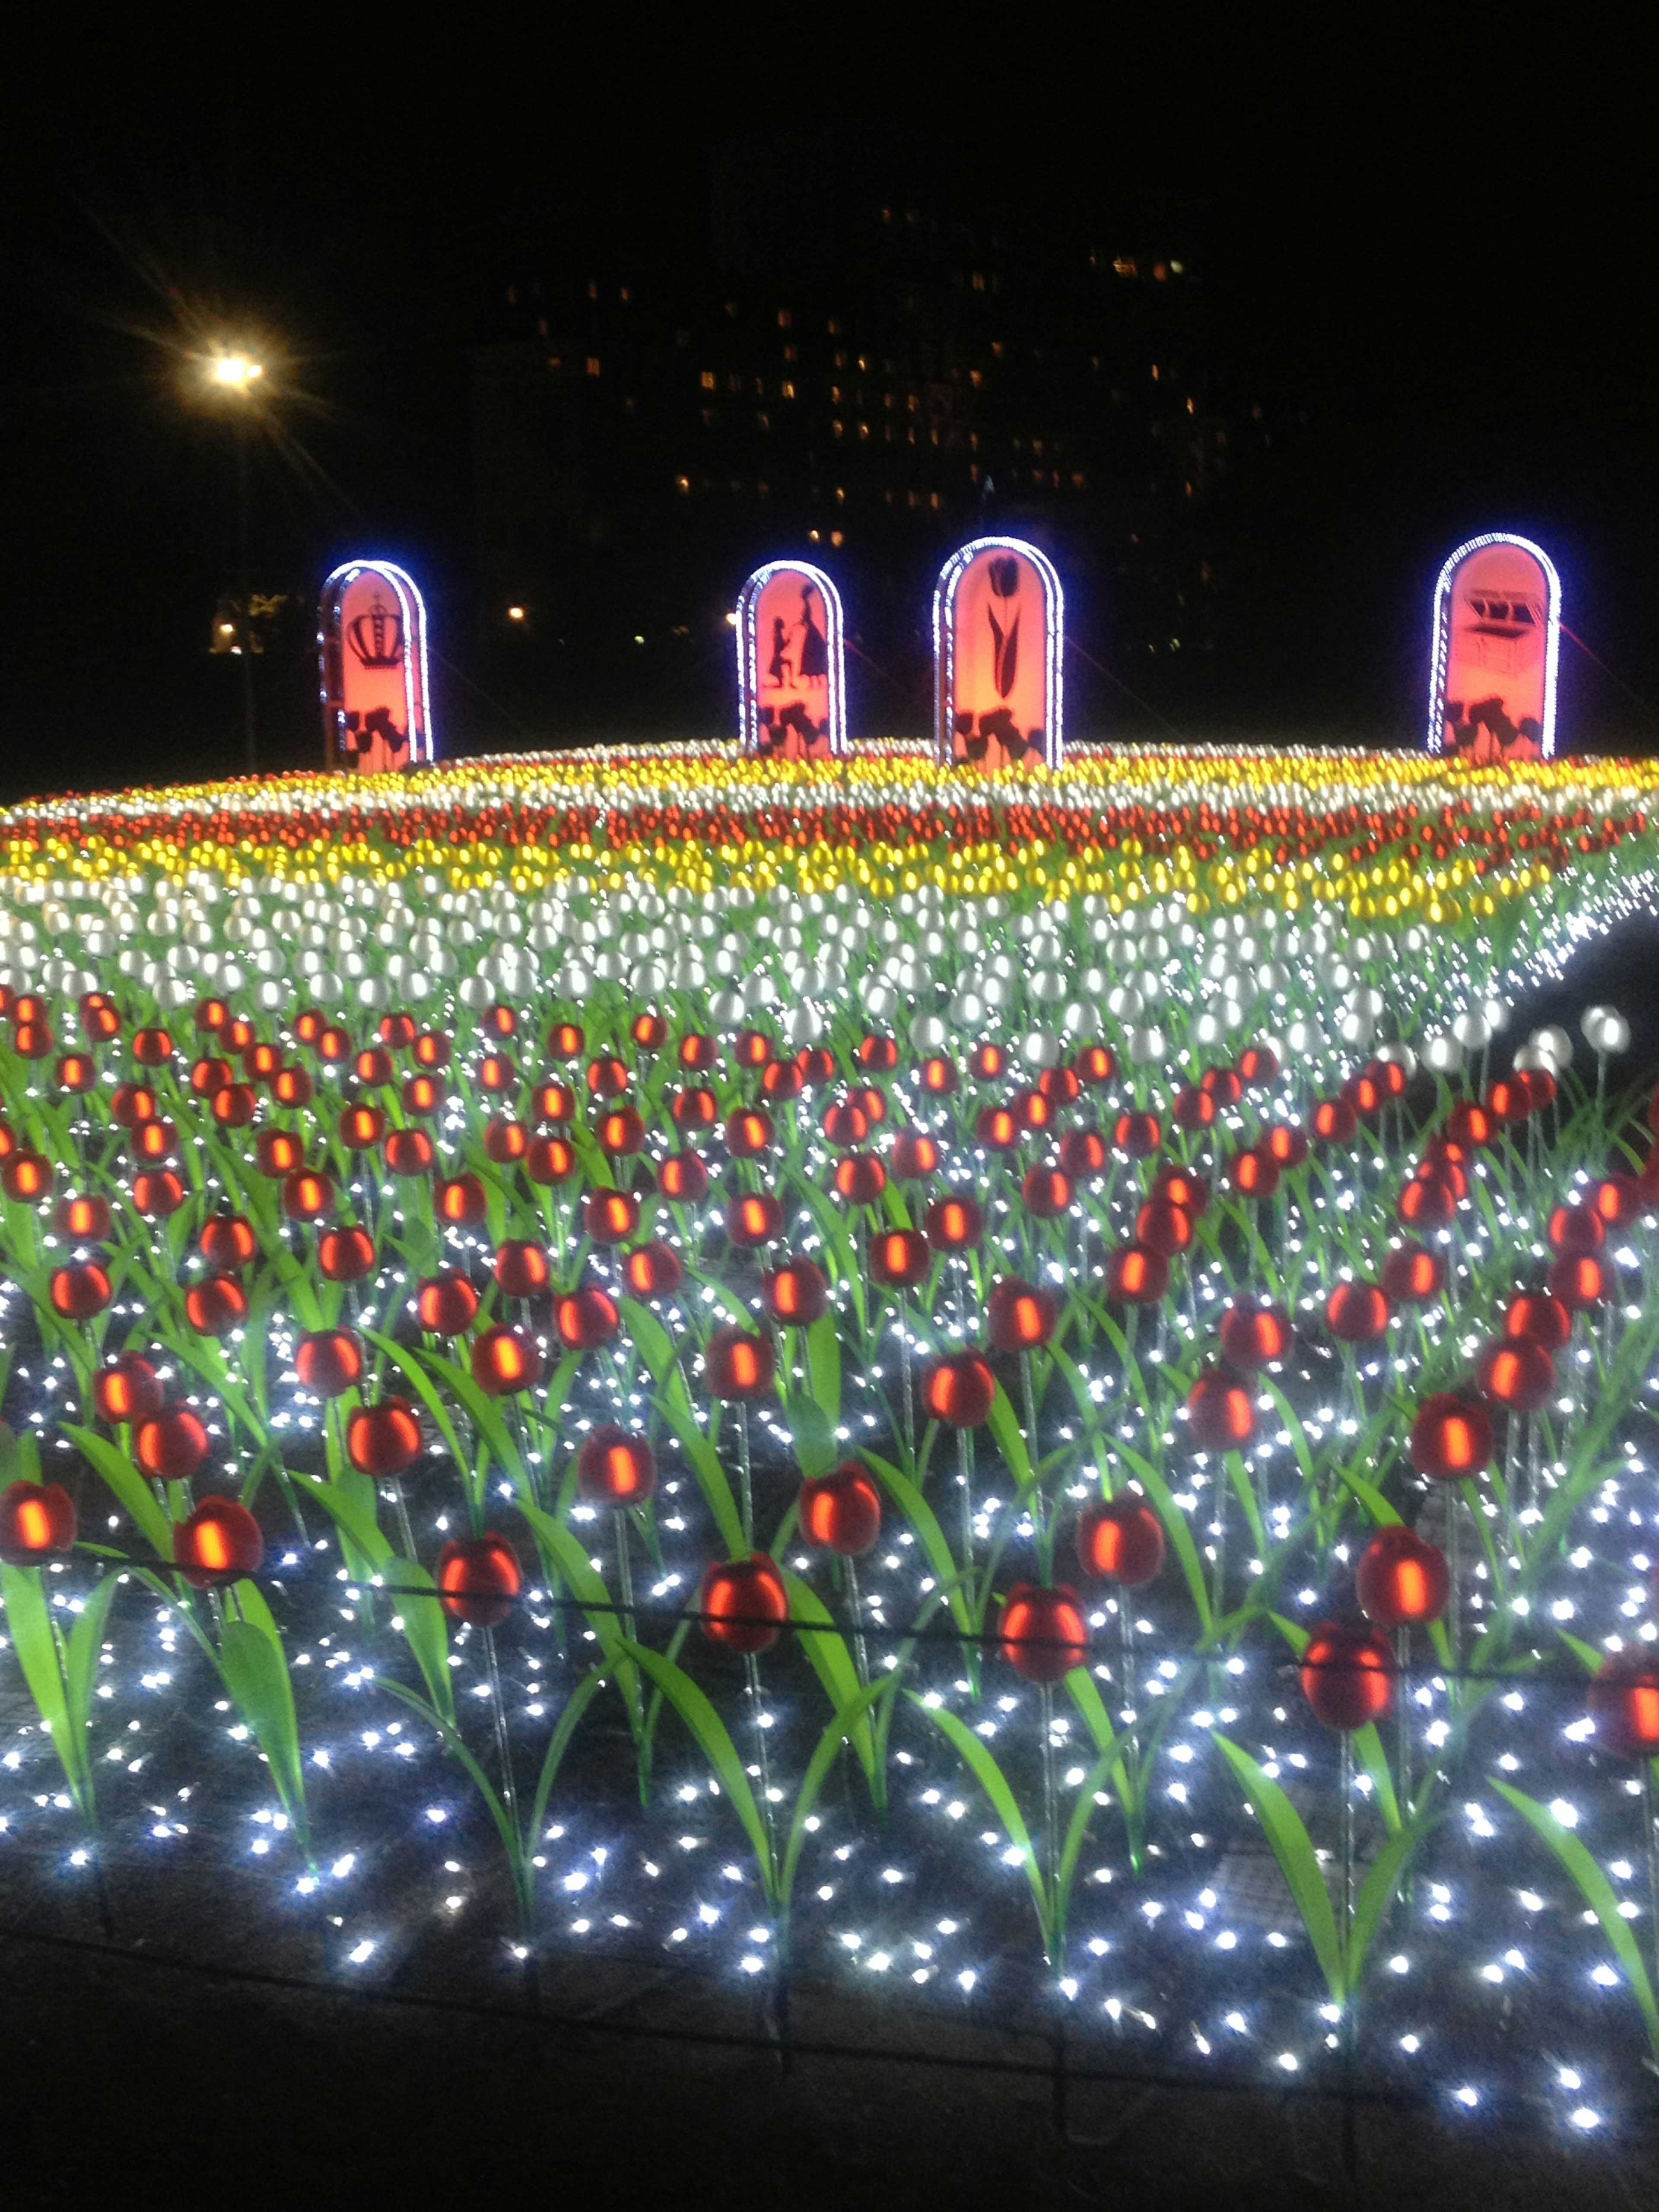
[1348, 1825, 1417, 1989]
[805, 1313, 842, 1430]
[62, 1574, 122, 1796]
[619, 1640, 775, 1901]
[987, 1381, 1034, 1489]
[515, 1500, 640, 1731]
[528, 1666, 611, 1843]
[781, 1569, 876, 1787]
[779, 1676, 895, 1918]
[1213, 1732, 1344, 2002]
[388, 1556, 454, 1723]
[1117, 1444, 1212, 1634]
[62, 1423, 174, 1560]
[861, 1450, 972, 1634]
[907, 1691, 1053, 1960]
[1490, 1777, 1659, 2060]
[220, 1581, 308, 1849]
[293, 1473, 391, 1569]
[782, 1394, 836, 1479]
[0, 1563, 78, 1811]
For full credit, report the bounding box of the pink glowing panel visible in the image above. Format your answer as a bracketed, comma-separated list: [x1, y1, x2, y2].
[934, 537, 1063, 772]
[1427, 534, 1560, 761]
[318, 559, 435, 772]
[736, 561, 848, 758]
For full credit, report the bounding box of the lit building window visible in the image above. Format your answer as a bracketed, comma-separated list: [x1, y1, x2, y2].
[776, 309, 791, 328]
[857, 423, 869, 441]
[829, 529, 844, 547]
[969, 370, 983, 388]
[831, 420, 844, 438]
[585, 357, 601, 377]
[780, 381, 795, 399]
[1113, 257, 1137, 277]
[928, 492, 941, 510]
[619, 286, 631, 302]
[833, 486, 845, 504]
[700, 371, 716, 390]
[756, 413, 770, 431]
[675, 475, 690, 493]
[971, 271, 985, 291]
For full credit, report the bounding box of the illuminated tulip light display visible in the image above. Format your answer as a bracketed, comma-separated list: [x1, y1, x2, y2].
[5, 739, 1659, 2134]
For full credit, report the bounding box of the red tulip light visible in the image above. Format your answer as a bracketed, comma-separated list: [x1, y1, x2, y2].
[55, 1193, 111, 1243]
[1075, 1495, 1164, 1585]
[578, 1427, 657, 1506]
[1408, 1393, 1493, 1481]
[417, 1272, 480, 1336]
[1548, 1204, 1604, 1255]
[49, 1263, 111, 1320]
[527, 1135, 577, 1186]
[919, 1352, 995, 1427]
[1220, 1299, 1290, 1371]
[1105, 1242, 1169, 1303]
[319, 1227, 377, 1283]
[1325, 1281, 1390, 1344]
[833, 1154, 886, 1205]
[598, 1106, 646, 1156]
[1548, 1252, 1607, 1310]
[1021, 1164, 1073, 1217]
[1264, 1122, 1309, 1170]
[1587, 1655, 1659, 1759]
[437, 1534, 522, 1627]
[386, 1129, 435, 1176]
[999, 1583, 1087, 1683]
[871, 1229, 930, 1290]
[200, 1213, 257, 1270]
[347, 1398, 423, 1478]
[175, 1497, 263, 1589]
[94, 1353, 163, 1424]
[1476, 1337, 1555, 1413]
[1136, 1198, 1195, 1256]
[0, 1479, 76, 1563]
[726, 1193, 784, 1247]
[925, 1192, 983, 1251]
[132, 1170, 186, 1218]
[134, 1406, 210, 1482]
[987, 1276, 1057, 1351]
[555, 1285, 620, 1352]
[725, 1108, 773, 1158]
[800, 1463, 882, 1556]
[1113, 1111, 1161, 1158]
[699, 1553, 789, 1653]
[658, 1151, 709, 1205]
[704, 1324, 775, 1400]
[185, 1275, 248, 1337]
[585, 1188, 639, 1245]
[1356, 1526, 1449, 1628]
[294, 1328, 364, 1399]
[763, 1256, 830, 1326]
[1186, 1366, 1255, 1451]
[1300, 1623, 1394, 1729]
[1381, 1242, 1443, 1304]
[494, 1239, 550, 1299]
[436, 1173, 487, 1227]
[1058, 1127, 1108, 1179]
[282, 1170, 336, 1222]
[891, 1130, 941, 1179]
[623, 1239, 683, 1297]
[1504, 1290, 1570, 1348]
[471, 1325, 542, 1396]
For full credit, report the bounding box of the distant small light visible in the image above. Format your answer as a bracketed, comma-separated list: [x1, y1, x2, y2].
[1455, 2085, 1478, 2108]
[1570, 2107, 1601, 2131]
[506, 605, 526, 622]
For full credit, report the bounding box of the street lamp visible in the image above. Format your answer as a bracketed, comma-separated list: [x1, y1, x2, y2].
[201, 347, 267, 774]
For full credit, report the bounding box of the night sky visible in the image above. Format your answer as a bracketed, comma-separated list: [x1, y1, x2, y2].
[3, 35, 1654, 800]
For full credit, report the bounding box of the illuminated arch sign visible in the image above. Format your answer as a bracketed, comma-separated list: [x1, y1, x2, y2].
[934, 537, 1063, 771]
[736, 560, 847, 758]
[319, 559, 434, 773]
[1427, 534, 1560, 761]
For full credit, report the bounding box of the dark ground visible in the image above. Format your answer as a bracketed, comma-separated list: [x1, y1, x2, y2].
[3, 1920, 1656, 2211]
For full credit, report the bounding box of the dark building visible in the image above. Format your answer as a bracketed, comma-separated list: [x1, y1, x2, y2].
[470, 138, 1230, 740]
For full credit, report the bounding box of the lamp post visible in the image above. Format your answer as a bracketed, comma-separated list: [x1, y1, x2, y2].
[203, 351, 264, 775]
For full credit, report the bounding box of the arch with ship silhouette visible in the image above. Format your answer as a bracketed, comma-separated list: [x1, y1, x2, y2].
[1427, 533, 1560, 761]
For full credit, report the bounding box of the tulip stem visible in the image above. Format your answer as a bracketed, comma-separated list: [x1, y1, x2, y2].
[1039, 1680, 1060, 1964]
[389, 1481, 417, 1564]
[843, 1554, 869, 1686]
[482, 1625, 520, 1837]
[1643, 1761, 1659, 2002]
[736, 1404, 753, 1549]
[1446, 1487, 1462, 1713]
[614, 1510, 636, 1644]
[896, 1290, 915, 1465]
[744, 1653, 776, 1863]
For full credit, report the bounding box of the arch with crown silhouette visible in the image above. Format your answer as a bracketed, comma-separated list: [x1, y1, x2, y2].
[1427, 533, 1561, 762]
[934, 536, 1064, 772]
[319, 559, 435, 772]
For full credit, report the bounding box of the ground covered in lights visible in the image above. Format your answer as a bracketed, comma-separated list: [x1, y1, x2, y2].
[3, 741, 1659, 2143]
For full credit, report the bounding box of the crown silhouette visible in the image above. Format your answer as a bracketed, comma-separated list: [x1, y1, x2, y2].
[346, 596, 405, 669]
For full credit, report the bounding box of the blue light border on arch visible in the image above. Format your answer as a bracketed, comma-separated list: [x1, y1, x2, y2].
[932, 534, 1065, 771]
[318, 557, 436, 768]
[1425, 532, 1561, 758]
[734, 559, 849, 756]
